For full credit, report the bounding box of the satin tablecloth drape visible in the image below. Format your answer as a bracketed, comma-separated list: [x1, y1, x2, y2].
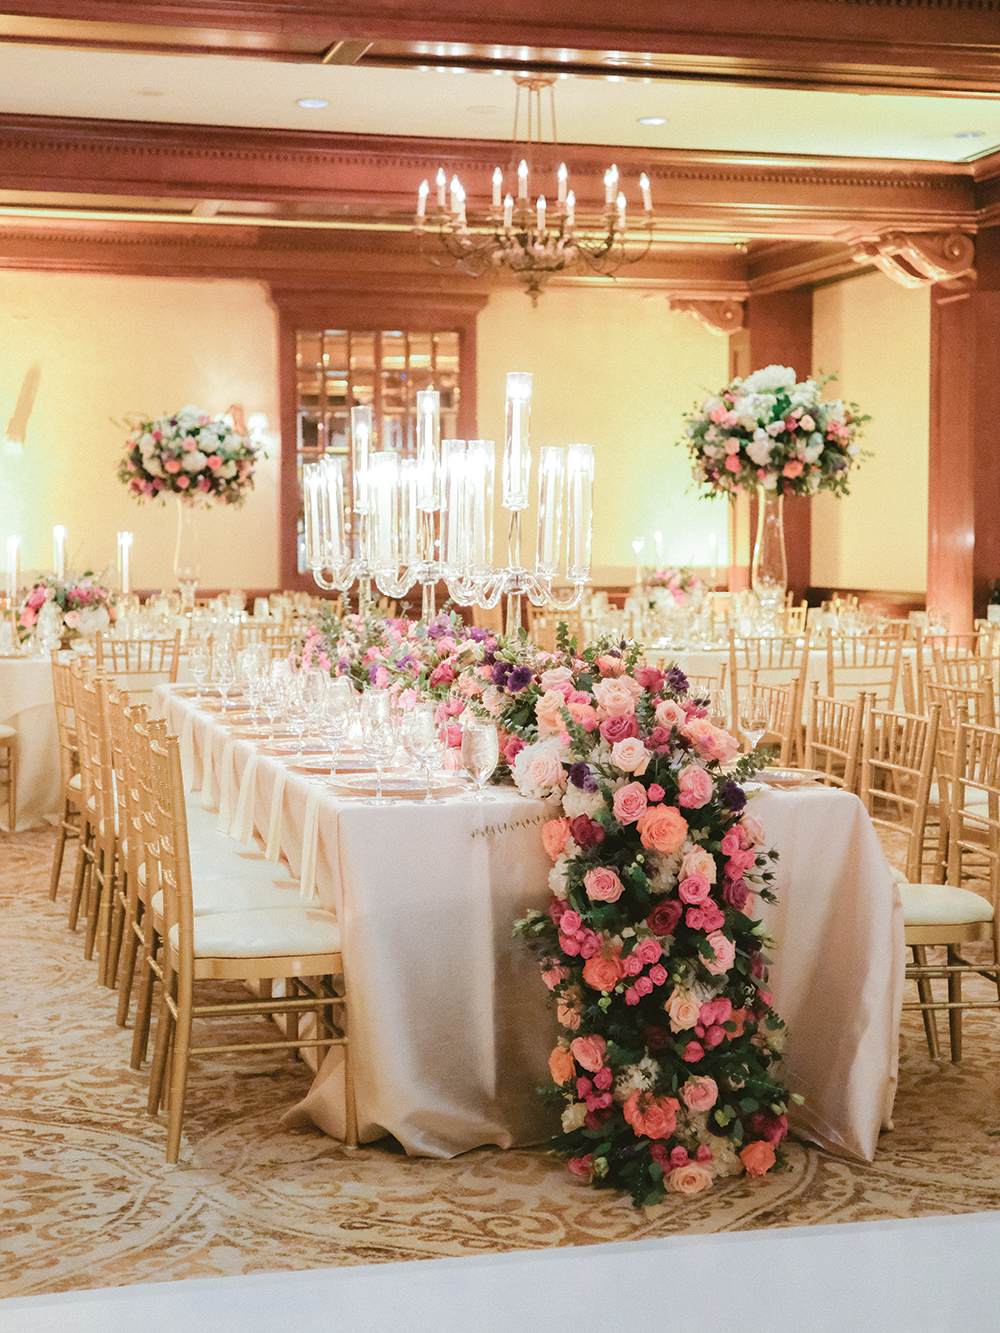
[154, 686, 902, 1164]
[0, 656, 60, 830]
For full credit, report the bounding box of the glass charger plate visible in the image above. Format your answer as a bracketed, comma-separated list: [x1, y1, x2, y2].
[331, 772, 465, 798]
[288, 755, 380, 774]
[756, 768, 828, 788]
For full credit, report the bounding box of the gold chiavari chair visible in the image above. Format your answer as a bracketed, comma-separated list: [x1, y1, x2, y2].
[95, 629, 181, 704]
[143, 730, 355, 1163]
[744, 672, 797, 766]
[728, 631, 810, 758]
[825, 628, 908, 711]
[0, 722, 15, 832]
[48, 654, 80, 898]
[923, 680, 995, 881]
[900, 717, 1000, 1062]
[801, 681, 866, 791]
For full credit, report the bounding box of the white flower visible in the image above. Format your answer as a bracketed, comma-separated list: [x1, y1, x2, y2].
[802, 441, 823, 464]
[548, 854, 571, 900]
[746, 436, 773, 467]
[761, 471, 779, 490]
[181, 450, 208, 472]
[561, 783, 606, 820]
[143, 457, 164, 476]
[220, 462, 238, 479]
[741, 365, 796, 394]
[788, 380, 819, 409]
[646, 847, 684, 894]
[481, 685, 506, 716]
[613, 1056, 659, 1102]
[561, 1101, 587, 1133]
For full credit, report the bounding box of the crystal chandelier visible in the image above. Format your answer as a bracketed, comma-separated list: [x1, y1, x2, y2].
[414, 75, 654, 304]
[302, 373, 594, 635]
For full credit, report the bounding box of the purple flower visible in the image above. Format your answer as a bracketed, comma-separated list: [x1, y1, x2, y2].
[427, 615, 450, 639]
[507, 665, 533, 692]
[666, 667, 690, 694]
[337, 657, 351, 675]
[720, 781, 746, 812]
[491, 661, 512, 688]
[395, 654, 416, 672]
[467, 626, 490, 643]
[367, 663, 382, 685]
[568, 762, 598, 792]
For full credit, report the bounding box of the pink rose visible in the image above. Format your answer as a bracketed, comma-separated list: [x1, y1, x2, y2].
[595, 655, 625, 677]
[63, 610, 80, 629]
[429, 662, 456, 686]
[206, 454, 222, 470]
[740, 1140, 777, 1177]
[703, 930, 737, 975]
[567, 699, 599, 731]
[164, 458, 181, 473]
[683, 1041, 705, 1062]
[504, 736, 525, 765]
[599, 713, 640, 744]
[783, 459, 804, 478]
[647, 783, 665, 803]
[636, 804, 688, 855]
[633, 666, 665, 693]
[667, 1163, 714, 1194]
[570, 1033, 607, 1072]
[176, 475, 190, 489]
[582, 951, 624, 992]
[665, 988, 700, 1032]
[623, 1090, 680, 1141]
[680, 847, 717, 883]
[567, 1155, 594, 1180]
[681, 717, 741, 764]
[654, 699, 686, 729]
[677, 764, 714, 809]
[592, 675, 643, 716]
[677, 873, 711, 905]
[560, 909, 582, 935]
[686, 902, 725, 932]
[681, 1076, 719, 1112]
[612, 781, 648, 824]
[611, 737, 651, 775]
[741, 811, 767, 846]
[540, 666, 575, 691]
[541, 964, 569, 990]
[725, 454, 741, 472]
[584, 867, 625, 903]
[536, 688, 570, 736]
[542, 817, 572, 861]
[635, 938, 662, 966]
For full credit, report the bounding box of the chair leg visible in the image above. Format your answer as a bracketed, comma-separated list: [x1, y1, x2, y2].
[66, 826, 91, 932]
[147, 962, 175, 1117]
[947, 947, 963, 1063]
[49, 806, 75, 900]
[912, 946, 941, 1060]
[130, 920, 160, 1069]
[164, 979, 192, 1165]
[116, 904, 142, 1028]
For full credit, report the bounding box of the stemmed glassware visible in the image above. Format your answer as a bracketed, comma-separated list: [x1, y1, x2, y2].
[360, 690, 396, 805]
[189, 642, 210, 701]
[460, 715, 499, 800]
[296, 669, 326, 761]
[706, 687, 729, 732]
[212, 641, 236, 710]
[284, 675, 310, 762]
[739, 693, 771, 755]
[260, 664, 285, 740]
[401, 702, 447, 801]
[321, 676, 354, 782]
[238, 643, 268, 726]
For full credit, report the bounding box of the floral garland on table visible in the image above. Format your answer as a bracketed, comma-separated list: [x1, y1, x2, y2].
[118, 405, 260, 505]
[682, 364, 869, 499]
[644, 567, 704, 607]
[17, 575, 116, 644]
[459, 626, 795, 1206]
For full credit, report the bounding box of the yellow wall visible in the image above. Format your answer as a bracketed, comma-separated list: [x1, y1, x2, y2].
[0, 271, 279, 593]
[475, 285, 732, 584]
[811, 270, 930, 591]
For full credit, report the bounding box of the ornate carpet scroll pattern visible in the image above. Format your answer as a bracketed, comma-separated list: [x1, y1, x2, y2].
[3, 828, 1000, 1299]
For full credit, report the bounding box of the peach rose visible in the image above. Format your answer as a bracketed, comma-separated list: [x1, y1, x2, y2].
[703, 930, 737, 975]
[654, 698, 687, 729]
[667, 1162, 714, 1194]
[570, 1033, 607, 1072]
[536, 688, 570, 736]
[557, 997, 582, 1030]
[542, 817, 572, 861]
[512, 740, 567, 798]
[636, 804, 688, 855]
[584, 867, 625, 903]
[611, 737, 651, 776]
[623, 1090, 680, 1141]
[612, 781, 648, 824]
[592, 675, 643, 716]
[681, 1076, 719, 1112]
[681, 716, 741, 764]
[582, 951, 624, 992]
[741, 811, 767, 846]
[548, 1046, 575, 1085]
[677, 764, 714, 809]
[540, 666, 575, 691]
[566, 698, 600, 731]
[680, 847, 717, 884]
[665, 988, 701, 1032]
[740, 1140, 777, 1177]
[595, 655, 625, 677]
[541, 964, 569, 990]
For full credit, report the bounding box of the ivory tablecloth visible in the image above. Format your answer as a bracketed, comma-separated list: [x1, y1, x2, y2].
[0, 656, 59, 831]
[154, 686, 902, 1164]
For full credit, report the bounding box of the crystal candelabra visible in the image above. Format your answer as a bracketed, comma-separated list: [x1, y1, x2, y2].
[303, 373, 594, 635]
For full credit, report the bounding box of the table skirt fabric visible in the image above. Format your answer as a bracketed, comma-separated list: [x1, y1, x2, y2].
[155, 686, 902, 1164]
[0, 657, 60, 831]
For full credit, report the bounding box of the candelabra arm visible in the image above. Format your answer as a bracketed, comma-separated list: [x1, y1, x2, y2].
[545, 581, 588, 611]
[421, 581, 437, 621]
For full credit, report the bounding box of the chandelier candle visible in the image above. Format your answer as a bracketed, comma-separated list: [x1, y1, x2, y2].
[503, 372, 532, 511]
[117, 530, 133, 595]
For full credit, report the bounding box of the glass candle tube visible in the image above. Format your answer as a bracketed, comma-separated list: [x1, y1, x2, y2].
[535, 446, 564, 576]
[502, 372, 532, 511]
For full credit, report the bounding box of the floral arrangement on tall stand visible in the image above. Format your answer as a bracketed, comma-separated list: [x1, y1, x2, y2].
[118, 405, 260, 506]
[681, 364, 869, 610]
[457, 626, 795, 1206]
[17, 574, 116, 645]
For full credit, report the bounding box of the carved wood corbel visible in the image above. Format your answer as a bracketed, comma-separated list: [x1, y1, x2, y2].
[668, 298, 745, 335]
[850, 232, 975, 289]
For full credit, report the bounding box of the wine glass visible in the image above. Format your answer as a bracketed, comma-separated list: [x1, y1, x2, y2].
[460, 716, 499, 800]
[284, 675, 311, 762]
[361, 715, 397, 805]
[361, 688, 391, 730]
[322, 678, 354, 782]
[706, 687, 729, 731]
[401, 703, 447, 802]
[212, 642, 236, 709]
[739, 693, 771, 755]
[189, 642, 210, 701]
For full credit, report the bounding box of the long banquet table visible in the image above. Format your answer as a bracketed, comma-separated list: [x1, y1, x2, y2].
[154, 685, 903, 1164]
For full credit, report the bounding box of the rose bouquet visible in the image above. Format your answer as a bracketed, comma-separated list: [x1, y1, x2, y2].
[478, 629, 795, 1206]
[645, 566, 704, 608]
[17, 574, 116, 644]
[681, 364, 869, 499]
[118, 405, 260, 505]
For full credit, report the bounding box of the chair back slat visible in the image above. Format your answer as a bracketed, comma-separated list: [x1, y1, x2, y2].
[860, 699, 940, 884]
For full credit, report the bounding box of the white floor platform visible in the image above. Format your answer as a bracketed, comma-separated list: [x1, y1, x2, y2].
[4, 1211, 1000, 1333]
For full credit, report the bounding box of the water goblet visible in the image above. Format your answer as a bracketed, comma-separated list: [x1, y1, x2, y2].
[361, 717, 397, 805]
[401, 703, 446, 802]
[739, 693, 771, 755]
[706, 687, 729, 731]
[322, 681, 353, 782]
[189, 642, 210, 701]
[212, 642, 236, 709]
[460, 716, 499, 800]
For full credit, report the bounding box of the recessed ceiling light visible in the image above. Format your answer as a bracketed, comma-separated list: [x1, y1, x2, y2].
[639, 116, 667, 126]
[954, 130, 985, 139]
[297, 98, 329, 110]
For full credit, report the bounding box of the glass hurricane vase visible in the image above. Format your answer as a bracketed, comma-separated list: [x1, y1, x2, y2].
[751, 492, 787, 615]
[173, 501, 202, 612]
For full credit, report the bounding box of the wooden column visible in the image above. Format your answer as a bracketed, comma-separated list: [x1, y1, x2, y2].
[928, 228, 1000, 630]
[734, 289, 814, 602]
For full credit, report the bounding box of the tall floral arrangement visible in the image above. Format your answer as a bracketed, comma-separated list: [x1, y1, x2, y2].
[17, 574, 115, 644]
[458, 627, 794, 1206]
[682, 364, 869, 499]
[118, 405, 260, 505]
[644, 567, 704, 607]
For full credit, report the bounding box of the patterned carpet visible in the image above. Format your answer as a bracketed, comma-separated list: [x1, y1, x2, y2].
[3, 827, 1000, 1300]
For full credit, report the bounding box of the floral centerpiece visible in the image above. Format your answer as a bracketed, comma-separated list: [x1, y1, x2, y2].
[118, 405, 260, 506]
[681, 364, 868, 498]
[644, 566, 704, 608]
[457, 625, 795, 1206]
[17, 574, 116, 644]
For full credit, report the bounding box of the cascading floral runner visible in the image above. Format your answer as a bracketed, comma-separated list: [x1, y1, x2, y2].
[298, 608, 795, 1206]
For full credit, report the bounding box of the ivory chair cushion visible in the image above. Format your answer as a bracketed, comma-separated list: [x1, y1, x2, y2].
[152, 878, 303, 918]
[899, 881, 994, 926]
[0, 723, 16, 739]
[168, 906, 342, 959]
